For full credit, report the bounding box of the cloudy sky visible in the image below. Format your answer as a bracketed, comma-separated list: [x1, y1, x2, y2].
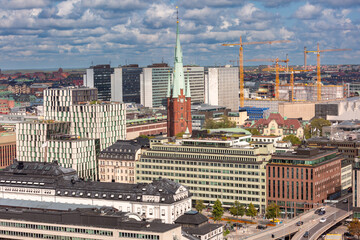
[0, 0, 359, 69]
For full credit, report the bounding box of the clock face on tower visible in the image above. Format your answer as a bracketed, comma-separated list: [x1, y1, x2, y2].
[180, 99, 184, 103]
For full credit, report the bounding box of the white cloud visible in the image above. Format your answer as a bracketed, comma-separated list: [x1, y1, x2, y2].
[0, 0, 49, 9]
[294, 3, 322, 20]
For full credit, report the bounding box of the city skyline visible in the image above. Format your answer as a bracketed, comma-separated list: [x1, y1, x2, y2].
[0, 0, 359, 69]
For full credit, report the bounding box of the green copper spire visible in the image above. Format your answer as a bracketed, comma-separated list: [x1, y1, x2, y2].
[172, 7, 185, 98]
[185, 70, 191, 98]
[167, 70, 171, 98]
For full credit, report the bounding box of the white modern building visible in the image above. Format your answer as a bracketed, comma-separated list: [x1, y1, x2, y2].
[43, 87, 126, 150]
[16, 120, 98, 180]
[140, 65, 205, 108]
[205, 66, 240, 111]
[0, 161, 192, 224]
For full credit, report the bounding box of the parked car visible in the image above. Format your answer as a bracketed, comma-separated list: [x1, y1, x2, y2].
[344, 232, 355, 239]
[319, 218, 326, 223]
[303, 231, 309, 238]
[295, 221, 304, 226]
[257, 225, 267, 230]
[315, 209, 321, 214]
[343, 199, 349, 203]
[320, 207, 325, 211]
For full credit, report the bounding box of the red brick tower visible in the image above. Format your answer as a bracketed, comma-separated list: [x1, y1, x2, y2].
[167, 10, 192, 137]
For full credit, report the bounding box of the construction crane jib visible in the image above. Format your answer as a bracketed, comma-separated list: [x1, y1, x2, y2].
[222, 37, 291, 107]
[304, 43, 350, 101]
[245, 58, 289, 100]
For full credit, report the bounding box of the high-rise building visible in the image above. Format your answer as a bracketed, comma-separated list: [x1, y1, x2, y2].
[84, 64, 122, 102]
[140, 63, 173, 108]
[184, 66, 205, 104]
[136, 138, 272, 213]
[44, 87, 126, 151]
[167, 18, 192, 137]
[16, 120, 98, 179]
[205, 66, 240, 111]
[0, 131, 16, 169]
[121, 64, 142, 103]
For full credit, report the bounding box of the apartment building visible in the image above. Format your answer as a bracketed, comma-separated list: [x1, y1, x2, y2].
[136, 137, 273, 213]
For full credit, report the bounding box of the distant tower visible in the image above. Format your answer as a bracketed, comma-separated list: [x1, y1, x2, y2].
[167, 7, 192, 137]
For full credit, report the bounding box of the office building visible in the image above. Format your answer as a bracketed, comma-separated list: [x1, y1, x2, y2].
[0, 131, 16, 169]
[205, 66, 240, 111]
[84, 64, 122, 102]
[0, 161, 192, 224]
[136, 137, 273, 213]
[239, 106, 270, 121]
[16, 120, 98, 180]
[121, 65, 142, 103]
[191, 104, 231, 130]
[44, 87, 126, 151]
[140, 65, 205, 108]
[140, 63, 173, 108]
[184, 66, 205, 105]
[267, 148, 343, 217]
[167, 17, 192, 137]
[307, 137, 360, 162]
[353, 163, 360, 218]
[99, 139, 149, 183]
[0, 202, 182, 240]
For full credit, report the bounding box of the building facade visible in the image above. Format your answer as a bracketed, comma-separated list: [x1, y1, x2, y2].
[184, 66, 205, 105]
[167, 19, 192, 137]
[205, 66, 239, 111]
[83, 64, 121, 101]
[136, 138, 273, 213]
[251, 113, 304, 139]
[353, 163, 360, 218]
[0, 132, 16, 169]
[0, 161, 192, 224]
[16, 121, 98, 180]
[99, 139, 148, 183]
[267, 148, 343, 217]
[44, 87, 126, 151]
[121, 65, 142, 104]
[0, 204, 182, 240]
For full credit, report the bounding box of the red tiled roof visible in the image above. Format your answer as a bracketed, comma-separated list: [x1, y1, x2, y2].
[251, 113, 301, 130]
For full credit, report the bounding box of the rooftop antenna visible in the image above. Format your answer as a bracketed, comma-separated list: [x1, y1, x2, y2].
[91, 61, 93, 67]
[109, 60, 111, 66]
[162, 57, 164, 63]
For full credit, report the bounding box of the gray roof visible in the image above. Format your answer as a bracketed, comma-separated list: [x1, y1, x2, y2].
[175, 211, 208, 225]
[99, 139, 147, 161]
[0, 161, 188, 204]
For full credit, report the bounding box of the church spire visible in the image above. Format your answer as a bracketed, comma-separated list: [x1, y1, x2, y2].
[172, 6, 185, 98]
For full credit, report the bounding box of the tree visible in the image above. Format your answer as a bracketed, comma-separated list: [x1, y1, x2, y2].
[175, 132, 184, 138]
[229, 200, 245, 219]
[310, 118, 331, 137]
[203, 116, 236, 129]
[212, 199, 224, 222]
[265, 203, 281, 221]
[249, 128, 261, 135]
[195, 200, 206, 213]
[348, 218, 360, 239]
[246, 202, 258, 219]
[283, 134, 301, 145]
[304, 124, 312, 139]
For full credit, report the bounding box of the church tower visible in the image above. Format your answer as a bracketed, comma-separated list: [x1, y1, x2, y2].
[167, 8, 192, 137]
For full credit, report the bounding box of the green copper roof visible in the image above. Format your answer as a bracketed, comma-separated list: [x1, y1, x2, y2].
[172, 19, 185, 98]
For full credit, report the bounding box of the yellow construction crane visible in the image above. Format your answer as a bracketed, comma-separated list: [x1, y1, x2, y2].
[304, 43, 350, 101]
[222, 37, 291, 107]
[246, 58, 289, 99]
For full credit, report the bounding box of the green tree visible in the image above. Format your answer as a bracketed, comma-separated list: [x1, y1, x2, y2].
[283, 134, 301, 145]
[175, 132, 184, 138]
[304, 124, 312, 139]
[195, 200, 206, 213]
[310, 118, 331, 136]
[212, 199, 224, 222]
[229, 200, 245, 219]
[203, 116, 236, 129]
[348, 218, 360, 239]
[265, 203, 281, 221]
[249, 128, 261, 135]
[246, 202, 258, 219]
